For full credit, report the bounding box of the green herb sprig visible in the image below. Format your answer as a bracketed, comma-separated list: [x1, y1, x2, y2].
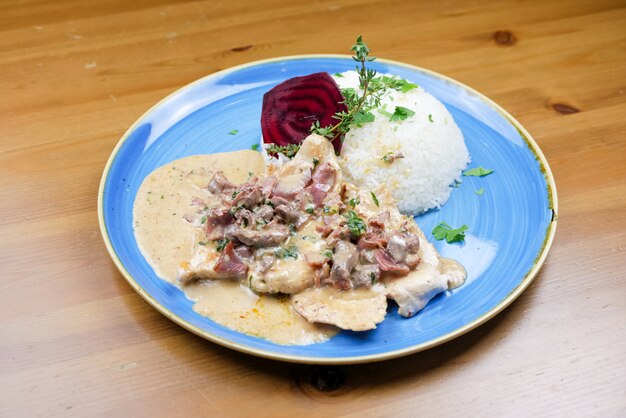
[432, 222, 468, 243]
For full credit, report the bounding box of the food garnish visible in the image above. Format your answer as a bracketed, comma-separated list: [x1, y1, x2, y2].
[475, 188, 485, 196]
[432, 222, 468, 243]
[261, 72, 347, 154]
[463, 167, 494, 177]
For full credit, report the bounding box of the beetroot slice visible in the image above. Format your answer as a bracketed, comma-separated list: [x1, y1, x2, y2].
[261, 72, 348, 154]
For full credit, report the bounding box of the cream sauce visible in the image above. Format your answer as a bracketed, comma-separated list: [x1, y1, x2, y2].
[133, 151, 339, 345]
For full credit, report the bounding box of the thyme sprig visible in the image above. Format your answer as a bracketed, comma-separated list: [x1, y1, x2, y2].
[311, 36, 380, 140]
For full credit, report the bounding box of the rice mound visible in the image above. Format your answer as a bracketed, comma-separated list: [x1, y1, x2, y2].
[335, 71, 470, 215]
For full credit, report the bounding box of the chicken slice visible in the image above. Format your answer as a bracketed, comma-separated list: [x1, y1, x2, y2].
[291, 286, 387, 331]
[383, 223, 467, 317]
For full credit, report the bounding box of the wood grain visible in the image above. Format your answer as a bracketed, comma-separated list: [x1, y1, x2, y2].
[1, 0, 625, 416]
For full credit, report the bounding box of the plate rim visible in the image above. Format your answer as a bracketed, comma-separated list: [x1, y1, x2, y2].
[97, 54, 558, 364]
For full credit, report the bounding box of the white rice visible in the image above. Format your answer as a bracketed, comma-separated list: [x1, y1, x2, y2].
[334, 71, 470, 215]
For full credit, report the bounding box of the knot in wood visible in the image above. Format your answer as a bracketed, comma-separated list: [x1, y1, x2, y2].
[493, 30, 517, 46]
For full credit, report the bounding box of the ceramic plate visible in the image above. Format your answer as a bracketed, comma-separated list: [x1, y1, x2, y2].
[98, 56, 557, 364]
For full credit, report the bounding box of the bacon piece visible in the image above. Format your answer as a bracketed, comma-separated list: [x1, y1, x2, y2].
[374, 248, 410, 275]
[231, 181, 263, 208]
[213, 243, 248, 278]
[357, 232, 387, 250]
[368, 211, 390, 230]
[205, 208, 233, 240]
[311, 162, 337, 192]
[207, 171, 235, 195]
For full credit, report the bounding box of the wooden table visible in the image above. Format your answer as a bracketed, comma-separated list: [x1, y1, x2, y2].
[2, 0, 625, 416]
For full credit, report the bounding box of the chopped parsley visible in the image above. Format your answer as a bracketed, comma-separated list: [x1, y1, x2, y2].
[370, 272, 376, 284]
[228, 129, 239, 135]
[390, 106, 415, 122]
[275, 246, 299, 259]
[229, 203, 244, 215]
[250, 143, 259, 151]
[322, 250, 333, 259]
[198, 241, 207, 246]
[333, 72, 344, 78]
[463, 167, 494, 177]
[345, 210, 367, 238]
[352, 110, 375, 126]
[305, 207, 315, 214]
[432, 222, 468, 243]
[215, 238, 229, 251]
[428, 114, 434, 123]
[231, 190, 239, 198]
[266, 143, 300, 158]
[323, 206, 337, 215]
[348, 197, 360, 207]
[200, 215, 207, 224]
[370, 191, 379, 207]
[475, 188, 485, 196]
[312, 157, 319, 168]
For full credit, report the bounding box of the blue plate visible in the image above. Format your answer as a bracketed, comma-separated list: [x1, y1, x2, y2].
[98, 56, 557, 364]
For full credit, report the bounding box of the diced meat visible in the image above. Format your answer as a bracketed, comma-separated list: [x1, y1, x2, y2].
[386, 233, 408, 263]
[314, 262, 330, 287]
[207, 171, 235, 195]
[368, 211, 390, 230]
[311, 162, 337, 192]
[213, 243, 248, 278]
[359, 249, 376, 264]
[350, 264, 381, 288]
[205, 208, 233, 240]
[233, 245, 253, 262]
[374, 248, 410, 275]
[274, 203, 309, 228]
[315, 224, 333, 238]
[231, 181, 263, 208]
[357, 232, 387, 249]
[225, 221, 289, 247]
[330, 240, 358, 290]
[270, 196, 290, 208]
[234, 208, 256, 228]
[325, 226, 351, 247]
[254, 204, 274, 221]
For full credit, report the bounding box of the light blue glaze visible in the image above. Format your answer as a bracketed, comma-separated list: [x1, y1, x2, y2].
[101, 57, 555, 362]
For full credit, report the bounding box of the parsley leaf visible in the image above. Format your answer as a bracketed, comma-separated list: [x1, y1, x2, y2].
[475, 188, 485, 196]
[390, 106, 415, 121]
[275, 246, 299, 259]
[250, 143, 259, 151]
[345, 210, 367, 238]
[348, 197, 360, 207]
[370, 191, 379, 207]
[322, 250, 333, 259]
[333, 72, 344, 78]
[428, 114, 434, 123]
[352, 110, 375, 126]
[432, 222, 468, 243]
[229, 129, 239, 135]
[215, 238, 230, 251]
[463, 167, 494, 177]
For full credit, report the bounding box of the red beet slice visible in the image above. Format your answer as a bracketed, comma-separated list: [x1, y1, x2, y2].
[261, 72, 348, 154]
